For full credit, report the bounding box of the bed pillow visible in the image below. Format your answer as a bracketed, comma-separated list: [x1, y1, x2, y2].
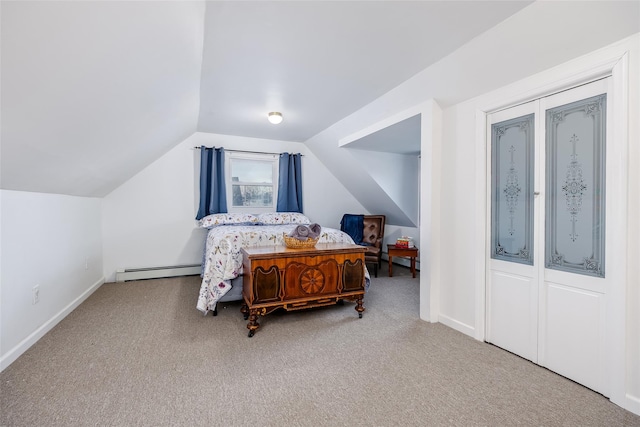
[198, 213, 259, 228]
[257, 212, 311, 225]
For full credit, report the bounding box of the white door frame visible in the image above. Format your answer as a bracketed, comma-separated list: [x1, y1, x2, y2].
[474, 46, 629, 406]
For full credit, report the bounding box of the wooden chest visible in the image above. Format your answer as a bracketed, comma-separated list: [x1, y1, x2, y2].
[241, 243, 366, 337]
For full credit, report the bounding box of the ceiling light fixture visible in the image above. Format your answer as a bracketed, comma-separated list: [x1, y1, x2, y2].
[268, 111, 283, 125]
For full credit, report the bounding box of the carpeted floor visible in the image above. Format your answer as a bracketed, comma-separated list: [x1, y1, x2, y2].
[1, 263, 639, 426]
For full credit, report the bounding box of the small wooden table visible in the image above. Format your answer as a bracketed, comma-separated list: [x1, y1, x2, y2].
[387, 244, 418, 278]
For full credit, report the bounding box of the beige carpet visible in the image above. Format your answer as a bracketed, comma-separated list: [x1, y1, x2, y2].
[2, 264, 639, 426]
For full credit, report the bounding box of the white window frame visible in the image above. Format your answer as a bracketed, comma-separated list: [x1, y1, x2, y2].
[225, 152, 279, 213]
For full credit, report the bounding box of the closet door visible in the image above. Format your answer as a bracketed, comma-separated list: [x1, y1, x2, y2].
[487, 78, 612, 396]
[486, 101, 539, 363]
[538, 78, 610, 395]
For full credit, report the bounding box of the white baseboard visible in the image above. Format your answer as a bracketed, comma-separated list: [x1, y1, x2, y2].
[622, 393, 640, 416]
[0, 277, 105, 372]
[438, 313, 476, 338]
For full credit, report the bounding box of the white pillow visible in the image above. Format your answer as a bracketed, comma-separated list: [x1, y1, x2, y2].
[198, 213, 259, 228]
[257, 212, 311, 225]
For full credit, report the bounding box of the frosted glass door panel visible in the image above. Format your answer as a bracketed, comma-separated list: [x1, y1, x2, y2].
[491, 114, 534, 265]
[545, 94, 606, 277]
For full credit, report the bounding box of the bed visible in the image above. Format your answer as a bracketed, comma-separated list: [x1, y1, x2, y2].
[196, 212, 370, 315]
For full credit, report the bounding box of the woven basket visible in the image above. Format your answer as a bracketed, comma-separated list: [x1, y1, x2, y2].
[283, 234, 318, 249]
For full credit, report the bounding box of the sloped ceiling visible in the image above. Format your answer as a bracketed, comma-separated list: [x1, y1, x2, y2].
[304, 0, 639, 227]
[0, 0, 533, 197]
[1, 1, 205, 197]
[3, 2, 638, 199]
[196, 1, 532, 142]
[344, 115, 421, 155]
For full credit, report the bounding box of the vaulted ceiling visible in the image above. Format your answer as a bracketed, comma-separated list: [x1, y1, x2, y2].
[196, 1, 531, 142]
[1, 1, 205, 197]
[0, 1, 532, 197]
[2, 1, 638, 200]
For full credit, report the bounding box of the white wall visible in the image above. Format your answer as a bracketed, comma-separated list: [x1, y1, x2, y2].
[307, 102, 431, 272]
[622, 36, 640, 413]
[440, 35, 640, 413]
[343, 149, 422, 268]
[0, 190, 103, 370]
[438, 101, 478, 330]
[349, 150, 420, 226]
[101, 132, 365, 283]
[306, 114, 421, 227]
[297, 2, 640, 414]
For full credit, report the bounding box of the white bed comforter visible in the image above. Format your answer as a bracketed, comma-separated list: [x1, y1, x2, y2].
[197, 224, 367, 314]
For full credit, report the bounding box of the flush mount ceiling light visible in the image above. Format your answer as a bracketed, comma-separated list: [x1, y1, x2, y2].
[268, 111, 283, 125]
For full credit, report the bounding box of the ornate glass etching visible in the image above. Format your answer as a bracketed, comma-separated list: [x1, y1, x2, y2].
[563, 134, 587, 242]
[545, 94, 606, 277]
[491, 114, 534, 265]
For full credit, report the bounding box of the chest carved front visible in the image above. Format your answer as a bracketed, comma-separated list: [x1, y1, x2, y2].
[241, 244, 366, 337]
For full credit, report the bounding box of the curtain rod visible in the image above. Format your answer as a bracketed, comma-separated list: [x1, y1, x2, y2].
[193, 147, 303, 156]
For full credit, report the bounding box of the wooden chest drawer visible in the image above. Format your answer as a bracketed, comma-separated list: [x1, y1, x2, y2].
[240, 243, 366, 337]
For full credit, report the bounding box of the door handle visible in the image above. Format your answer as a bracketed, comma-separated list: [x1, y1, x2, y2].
[534, 192, 540, 196]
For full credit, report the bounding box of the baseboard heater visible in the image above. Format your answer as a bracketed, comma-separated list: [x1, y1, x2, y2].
[115, 264, 201, 282]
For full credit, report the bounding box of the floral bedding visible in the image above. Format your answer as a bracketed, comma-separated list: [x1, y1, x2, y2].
[196, 223, 369, 314]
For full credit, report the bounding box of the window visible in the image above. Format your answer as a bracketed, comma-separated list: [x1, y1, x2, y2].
[226, 152, 279, 212]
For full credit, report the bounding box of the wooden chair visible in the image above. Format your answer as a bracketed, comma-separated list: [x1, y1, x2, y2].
[362, 215, 386, 277]
[341, 214, 386, 277]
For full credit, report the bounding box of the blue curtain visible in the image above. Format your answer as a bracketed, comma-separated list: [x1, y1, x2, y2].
[276, 152, 303, 213]
[196, 146, 227, 220]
